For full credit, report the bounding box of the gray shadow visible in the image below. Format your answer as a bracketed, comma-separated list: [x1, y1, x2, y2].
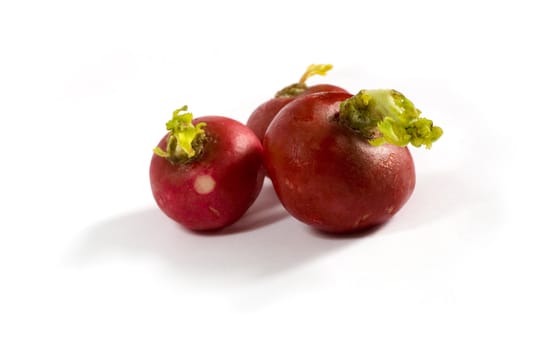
[70, 182, 358, 287]
[70, 172, 495, 289]
[194, 182, 288, 235]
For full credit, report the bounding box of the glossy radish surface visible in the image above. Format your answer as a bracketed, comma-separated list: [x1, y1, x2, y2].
[150, 107, 265, 231]
[247, 64, 348, 143]
[263, 90, 442, 233]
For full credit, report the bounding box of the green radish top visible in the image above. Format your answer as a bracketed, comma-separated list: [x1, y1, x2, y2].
[275, 64, 333, 98]
[153, 106, 207, 164]
[339, 89, 443, 149]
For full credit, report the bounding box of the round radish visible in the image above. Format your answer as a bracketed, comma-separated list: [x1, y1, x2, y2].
[150, 106, 265, 231]
[247, 64, 348, 143]
[263, 90, 443, 233]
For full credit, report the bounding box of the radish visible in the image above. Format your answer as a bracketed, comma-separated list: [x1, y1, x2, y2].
[150, 106, 265, 231]
[263, 90, 443, 233]
[247, 64, 349, 143]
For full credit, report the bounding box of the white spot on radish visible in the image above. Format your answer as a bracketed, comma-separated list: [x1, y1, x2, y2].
[386, 206, 395, 214]
[208, 206, 220, 217]
[284, 178, 295, 190]
[355, 214, 370, 227]
[194, 175, 216, 194]
[233, 133, 250, 153]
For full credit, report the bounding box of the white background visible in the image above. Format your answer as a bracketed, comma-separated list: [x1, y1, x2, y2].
[1, 0, 544, 349]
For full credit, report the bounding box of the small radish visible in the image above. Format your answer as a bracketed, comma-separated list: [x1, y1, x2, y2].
[150, 106, 265, 231]
[263, 90, 442, 233]
[247, 64, 349, 143]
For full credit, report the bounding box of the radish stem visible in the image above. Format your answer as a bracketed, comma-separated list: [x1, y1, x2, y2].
[153, 106, 207, 163]
[275, 64, 333, 98]
[339, 89, 443, 149]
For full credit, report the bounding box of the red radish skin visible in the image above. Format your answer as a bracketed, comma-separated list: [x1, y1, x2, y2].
[247, 97, 293, 144]
[247, 64, 348, 143]
[263, 92, 416, 233]
[150, 115, 265, 231]
[247, 84, 349, 142]
[303, 84, 348, 95]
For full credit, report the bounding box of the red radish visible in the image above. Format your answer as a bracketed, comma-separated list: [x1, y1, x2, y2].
[263, 90, 443, 233]
[150, 106, 265, 231]
[247, 64, 349, 143]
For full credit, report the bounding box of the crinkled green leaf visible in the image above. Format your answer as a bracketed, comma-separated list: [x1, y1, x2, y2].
[339, 89, 442, 148]
[153, 105, 207, 162]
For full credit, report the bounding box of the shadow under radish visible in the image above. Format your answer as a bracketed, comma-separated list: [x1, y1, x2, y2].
[308, 223, 386, 240]
[190, 181, 289, 236]
[70, 181, 358, 288]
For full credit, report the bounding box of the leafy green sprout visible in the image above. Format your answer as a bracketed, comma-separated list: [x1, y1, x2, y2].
[153, 106, 207, 163]
[339, 89, 443, 149]
[275, 64, 334, 98]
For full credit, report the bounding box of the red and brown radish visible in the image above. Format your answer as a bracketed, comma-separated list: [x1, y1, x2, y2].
[263, 90, 443, 233]
[247, 64, 348, 143]
[150, 106, 265, 231]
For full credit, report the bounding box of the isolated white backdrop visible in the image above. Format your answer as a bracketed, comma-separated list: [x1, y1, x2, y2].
[1, 0, 543, 349]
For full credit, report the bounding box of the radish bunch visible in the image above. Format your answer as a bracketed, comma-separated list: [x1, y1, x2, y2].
[150, 65, 442, 233]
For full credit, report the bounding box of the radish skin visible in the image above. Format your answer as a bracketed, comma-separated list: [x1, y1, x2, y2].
[247, 64, 348, 143]
[150, 109, 265, 231]
[263, 90, 441, 233]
